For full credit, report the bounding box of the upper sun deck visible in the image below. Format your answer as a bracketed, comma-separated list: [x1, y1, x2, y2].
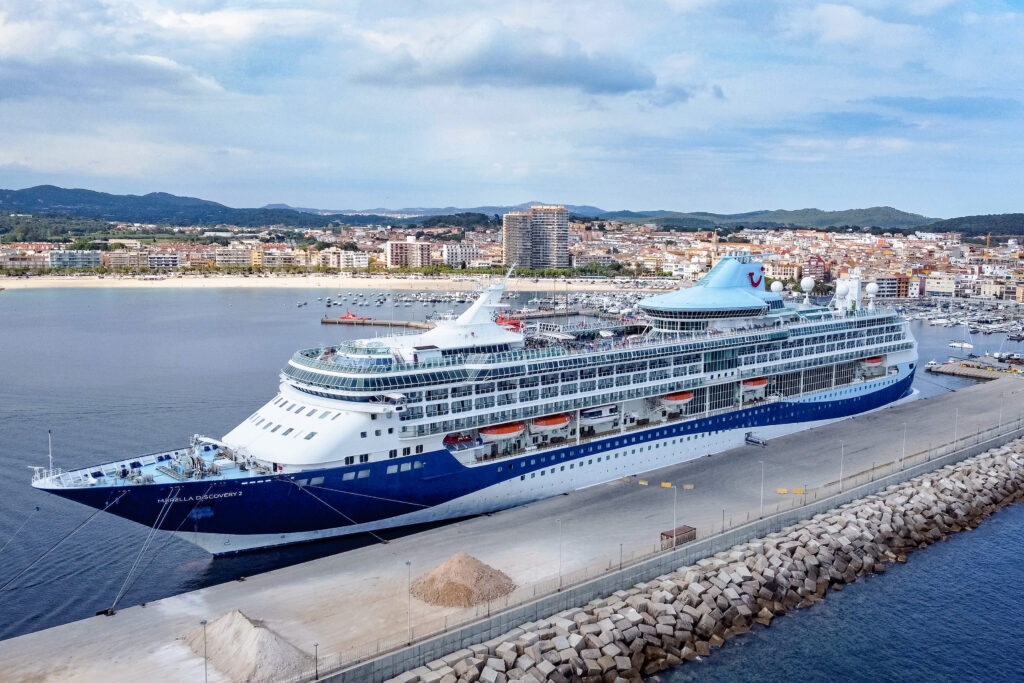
[288, 304, 902, 379]
[285, 257, 906, 385]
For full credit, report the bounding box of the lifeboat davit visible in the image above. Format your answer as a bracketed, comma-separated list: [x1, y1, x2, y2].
[742, 378, 768, 387]
[661, 391, 694, 406]
[532, 414, 571, 432]
[479, 422, 525, 442]
[861, 356, 884, 365]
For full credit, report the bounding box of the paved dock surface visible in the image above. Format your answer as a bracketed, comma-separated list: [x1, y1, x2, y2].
[1, 378, 1021, 682]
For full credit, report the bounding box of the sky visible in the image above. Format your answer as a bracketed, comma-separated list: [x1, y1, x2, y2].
[0, 1, 1022, 217]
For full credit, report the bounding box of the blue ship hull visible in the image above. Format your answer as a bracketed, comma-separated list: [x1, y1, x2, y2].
[47, 372, 915, 554]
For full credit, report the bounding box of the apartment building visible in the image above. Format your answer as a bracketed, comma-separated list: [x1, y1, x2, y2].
[385, 237, 433, 268]
[502, 205, 569, 269]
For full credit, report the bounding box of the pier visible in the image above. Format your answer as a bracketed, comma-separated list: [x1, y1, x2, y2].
[927, 361, 1022, 380]
[2, 379, 1023, 682]
[321, 317, 435, 329]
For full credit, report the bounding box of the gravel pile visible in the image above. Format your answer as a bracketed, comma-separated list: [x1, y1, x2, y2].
[413, 553, 517, 608]
[183, 609, 309, 682]
[388, 438, 1024, 683]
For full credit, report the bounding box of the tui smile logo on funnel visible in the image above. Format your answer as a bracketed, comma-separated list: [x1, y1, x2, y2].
[749, 266, 764, 288]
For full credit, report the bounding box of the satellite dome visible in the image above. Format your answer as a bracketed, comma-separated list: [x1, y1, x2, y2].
[866, 282, 879, 295]
[800, 277, 815, 293]
[835, 282, 849, 298]
[770, 281, 784, 293]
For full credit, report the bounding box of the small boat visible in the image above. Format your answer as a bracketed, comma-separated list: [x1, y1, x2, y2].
[948, 341, 974, 349]
[741, 378, 768, 387]
[860, 356, 884, 365]
[660, 391, 694, 406]
[531, 414, 571, 431]
[442, 432, 475, 446]
[925, 359, 938, 369]
[478, 422, 525, 442]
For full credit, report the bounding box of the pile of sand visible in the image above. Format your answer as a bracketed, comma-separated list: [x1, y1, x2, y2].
[183, 610, 310, 683]
[412, 552, 516, 607]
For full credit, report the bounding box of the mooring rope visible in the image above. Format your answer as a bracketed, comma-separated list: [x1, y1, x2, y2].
[0, 492, 127, 593]
[286, 480, 389, 544]
[109, 487, 186, 612]
[0, 506, 40, 555]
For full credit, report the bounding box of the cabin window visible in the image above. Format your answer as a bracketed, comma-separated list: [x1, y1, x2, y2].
[320, 411, 330, 419]
[282, 428, 293, 436]
[359, 454, 369, 463]
[357, 470, 370, 479]
[344, 456, 354, 465]
[360, 431, 367, 438]
[400, 463, 412, 472]
[305, 432, 317, 440]
[342, 472, 355, 481]
[389, 449, 398, 458]
[403, 447, 411, 456]
[387, 465, 398, 474]
[414, 462, 424, 469]
[415, 445, 424, 454]
[271, 425, 281, 433]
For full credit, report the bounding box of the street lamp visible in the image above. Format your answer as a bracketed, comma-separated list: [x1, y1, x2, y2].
[901, 422, 907, 469]
[839, 441, 845, 492]
[556, 519, 563, 589]
[314, 642, 319, 681]
[759, 461, 765, 518]
[954, 407, 959, 448]
[405, 561, 412, 644]
[200, 619, 208, 683]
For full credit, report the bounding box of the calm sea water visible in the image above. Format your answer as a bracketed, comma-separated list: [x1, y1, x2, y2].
[0, 286, 1021, 675]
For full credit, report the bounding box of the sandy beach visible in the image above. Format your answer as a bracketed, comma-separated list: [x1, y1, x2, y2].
[0, 274, 666, 293]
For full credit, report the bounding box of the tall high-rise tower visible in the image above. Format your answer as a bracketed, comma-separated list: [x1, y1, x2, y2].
[502, 205, 569, 269]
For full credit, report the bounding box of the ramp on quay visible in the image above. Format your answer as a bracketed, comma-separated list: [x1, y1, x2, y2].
[1, 378, 1022, 682]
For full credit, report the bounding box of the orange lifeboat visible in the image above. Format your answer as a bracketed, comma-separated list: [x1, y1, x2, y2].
[742, 378, 768, 387]
[531, 414, 571, 432]
[479, 422, 525, 442]
[660, 391, 694, 407]
[861, 356, 884, 365]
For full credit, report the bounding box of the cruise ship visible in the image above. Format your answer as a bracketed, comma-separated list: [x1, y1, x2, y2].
[32, 256, 917, 554]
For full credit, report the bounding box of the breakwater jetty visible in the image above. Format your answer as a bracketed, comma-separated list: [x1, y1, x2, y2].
[382, 439, 1024, 683]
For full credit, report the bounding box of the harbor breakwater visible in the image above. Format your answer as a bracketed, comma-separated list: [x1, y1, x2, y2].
[381, 438, 1024, 683]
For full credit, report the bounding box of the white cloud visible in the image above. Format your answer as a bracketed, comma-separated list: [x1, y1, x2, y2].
[144, 7, 335, 45]
[353, 18, 655, 94]
[0, 54, 223, 101]
[0, 129, 227, 177]
[785, 3, 925, 49]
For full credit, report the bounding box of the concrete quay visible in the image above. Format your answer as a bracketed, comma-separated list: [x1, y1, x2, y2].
[1, 378, 1022, 682]
[382, 438, 1024, 683]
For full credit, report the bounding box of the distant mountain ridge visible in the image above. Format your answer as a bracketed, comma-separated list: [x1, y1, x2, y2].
[4, 185, 1015, 235]
[605, 206, 938, 230]
[265, 201, 607, 218]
